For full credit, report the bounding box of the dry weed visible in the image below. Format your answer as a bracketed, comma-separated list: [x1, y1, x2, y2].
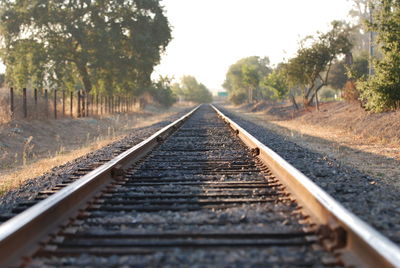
[0, 136, 122, 195]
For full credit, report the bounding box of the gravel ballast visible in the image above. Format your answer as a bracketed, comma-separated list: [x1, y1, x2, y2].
[217, 105, 400, 246]
[28, 105, 335, 267]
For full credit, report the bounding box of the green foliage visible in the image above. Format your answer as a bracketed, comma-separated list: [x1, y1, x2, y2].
[223, 56, 271, 104]
[2, 39, 47, 91]
[0, 0, 171, 96]
[347, 52, 369, 80]
[285, 21, 353, 106]
[150, 76, 177, 108]
[260, 68, 289, 101]
[172, 76, 213, 103]
[358, 0, 400, 112]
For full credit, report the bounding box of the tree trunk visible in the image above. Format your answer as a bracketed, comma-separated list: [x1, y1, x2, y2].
[303, 96, 312, 107]
[290, 94, 299, 110]
[248, 88, 253, 103]
[76, 62, 92, 93]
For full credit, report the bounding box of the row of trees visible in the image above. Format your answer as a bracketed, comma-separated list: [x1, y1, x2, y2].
[0, 0, 177, 108]
[224, 0, 400, 112]
[224, 21, 354, 109]
[172, 76, 213, 103]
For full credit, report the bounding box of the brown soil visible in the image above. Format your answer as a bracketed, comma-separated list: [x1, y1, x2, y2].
[227, 101, 400, 189]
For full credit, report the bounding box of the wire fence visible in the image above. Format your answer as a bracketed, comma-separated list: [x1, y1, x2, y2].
[0, 87, 145, 123]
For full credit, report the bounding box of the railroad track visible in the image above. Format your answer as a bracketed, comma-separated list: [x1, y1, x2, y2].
[0, 104, 399, 267]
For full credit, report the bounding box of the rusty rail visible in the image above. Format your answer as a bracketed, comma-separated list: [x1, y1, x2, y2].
[0, 105, 200, 267]
[211, 104, 400, 268]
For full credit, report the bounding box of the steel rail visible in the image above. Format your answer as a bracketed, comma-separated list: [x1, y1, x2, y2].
[211, 105, 400, 268]
[0, 105, 200, 267]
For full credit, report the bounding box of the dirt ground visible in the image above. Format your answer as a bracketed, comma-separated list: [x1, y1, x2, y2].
[0, 103, 194, 193]
[226, 101, 400, 189]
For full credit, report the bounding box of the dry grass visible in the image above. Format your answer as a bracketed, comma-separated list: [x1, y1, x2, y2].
[0, 137, 120, 195]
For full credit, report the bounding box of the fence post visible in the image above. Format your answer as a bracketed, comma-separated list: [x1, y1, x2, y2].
[85, 92, 89, 117]
[96, 94, 99, 116]
[70, 91, 73, 118]
[44, 89, 49, 118]
[86, 92, 89, 117]
[54, 89, 57, 119]
[99, 95, 105, 115]
[77, 91, 81, 118]
[62, 90, 65, 117]
[103, 96, 107, 114]
[34, 88, 38, 118]
[90, 94, 93, 116]
[10, 87, 14, 118]
[112, 96, 115, 114]
[82, 91, 85, 117]
[107, 96, 109, 114]
[23, 88, 27, 118]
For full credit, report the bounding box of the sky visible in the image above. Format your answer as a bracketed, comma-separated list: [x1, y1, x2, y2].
[154, 0, 355, 92]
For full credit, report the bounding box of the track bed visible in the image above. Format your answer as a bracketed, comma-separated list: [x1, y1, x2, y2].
[28, 106, 335, 267]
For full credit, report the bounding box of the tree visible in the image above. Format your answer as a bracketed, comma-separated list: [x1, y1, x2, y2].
[260, 68, 289, 101]
[342, 52, 369, 101]
[173, 76, 213, 103]
[2, 40, 47, 91]
[223, 56, 271, 104]
[0, 0, 171, 96]
[150, 76, 177, 108]
[286, 21, 353, 108]
[358, 0, 400, 111]
[328, 60, 347, 90]
[242, 64, 260, 103]
[347, 52, 369, 80]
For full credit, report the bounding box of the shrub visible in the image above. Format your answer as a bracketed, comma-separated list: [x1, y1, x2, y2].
[229, 92, 247, 105]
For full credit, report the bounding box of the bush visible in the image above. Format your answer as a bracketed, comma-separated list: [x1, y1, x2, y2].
[151, 87, 177, 108]
[151, 76, 177, 108]
[229, 92, 247, 105]
[359, 68, 400, 112]
[342, 80, 359, 102]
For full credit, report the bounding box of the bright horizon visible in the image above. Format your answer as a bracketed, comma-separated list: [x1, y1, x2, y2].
[154, 0, 355, 92]
[0, 1, 356, 92]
